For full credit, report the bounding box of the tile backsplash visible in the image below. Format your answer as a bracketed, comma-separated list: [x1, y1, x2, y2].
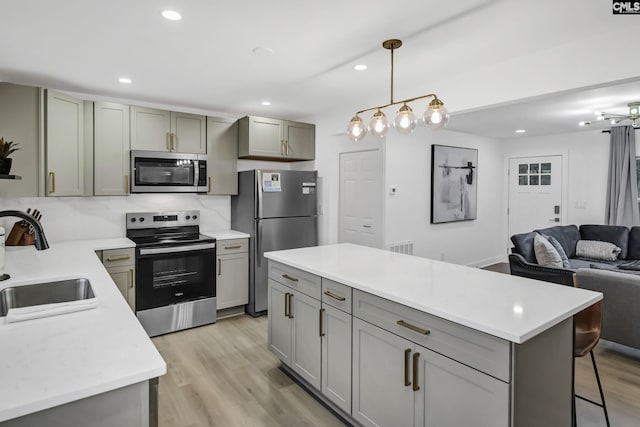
[0, 194, 230, 243]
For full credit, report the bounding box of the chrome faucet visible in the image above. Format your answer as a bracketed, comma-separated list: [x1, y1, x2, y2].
[0, 210, 50, 250]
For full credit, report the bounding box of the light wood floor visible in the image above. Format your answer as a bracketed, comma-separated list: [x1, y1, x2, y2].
[153, 313, 640, 427]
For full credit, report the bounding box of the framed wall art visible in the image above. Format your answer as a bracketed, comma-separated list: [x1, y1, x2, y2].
[431, 144, 478, 224]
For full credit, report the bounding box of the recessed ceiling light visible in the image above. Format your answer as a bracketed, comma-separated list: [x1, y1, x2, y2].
[515, 129, 526, 133]
[161, 10, 182, 21]
[118, 77, 132, 84]
[261, 101, 271, 106]
[252, 47, 274, 56]
[354, 64, 368, 71]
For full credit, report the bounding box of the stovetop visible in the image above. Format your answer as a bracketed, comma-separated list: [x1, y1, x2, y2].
[128, 232, 215, 248]
[125, 210, 215, 247]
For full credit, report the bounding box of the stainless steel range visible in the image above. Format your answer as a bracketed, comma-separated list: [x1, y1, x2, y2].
[126, 210, 216, 337]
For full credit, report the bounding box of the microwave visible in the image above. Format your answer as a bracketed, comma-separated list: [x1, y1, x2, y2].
[130, 150, 207, 193]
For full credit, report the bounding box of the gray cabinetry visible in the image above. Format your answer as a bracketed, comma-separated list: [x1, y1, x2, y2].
[130, 106, 205, 154]
[216, 238, 248, 309]
[100, 248, 136, 311]
[206, 117, 238, 195]
[237, 116, 315, 161]
[45, 90, 85, 196]
[94, 102, 130, 196]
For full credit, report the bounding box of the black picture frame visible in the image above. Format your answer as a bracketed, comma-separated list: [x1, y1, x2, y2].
[430, 144, 478, 224]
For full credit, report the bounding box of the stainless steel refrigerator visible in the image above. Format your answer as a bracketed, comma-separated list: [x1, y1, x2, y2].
[231, 169, 318, 316]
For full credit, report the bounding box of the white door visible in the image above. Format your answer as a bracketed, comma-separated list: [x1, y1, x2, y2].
[508, 155, 562, 243]
[339, 149, 383, 248]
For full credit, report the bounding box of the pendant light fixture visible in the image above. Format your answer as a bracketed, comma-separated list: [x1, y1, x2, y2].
[347, 39, 449, 141]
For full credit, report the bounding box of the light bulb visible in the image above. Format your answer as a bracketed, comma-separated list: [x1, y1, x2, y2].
[423, 98, 450, 130]
[369, 110, 390, 138]
[394, 104, 417, 134]
[347, 115, 367, 141]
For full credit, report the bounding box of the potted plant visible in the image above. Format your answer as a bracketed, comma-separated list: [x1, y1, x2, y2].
[0, 137, 20, 175]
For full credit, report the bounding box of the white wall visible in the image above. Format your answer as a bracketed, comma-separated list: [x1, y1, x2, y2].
[502, 130, 611, 228]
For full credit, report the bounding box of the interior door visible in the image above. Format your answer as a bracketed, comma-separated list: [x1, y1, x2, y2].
[508, 155, 562, 246]
[339, 149, 383, 248]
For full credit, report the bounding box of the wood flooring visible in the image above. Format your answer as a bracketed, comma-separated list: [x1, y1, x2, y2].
[153, 301, 640, 427]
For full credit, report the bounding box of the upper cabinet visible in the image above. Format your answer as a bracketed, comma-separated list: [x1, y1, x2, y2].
[130, 106, 206, 154]
[94, 102, 130, 196]
[45, 90, 85, 196]
[206, 117, 238, 195]
[237, 116, 315, 161]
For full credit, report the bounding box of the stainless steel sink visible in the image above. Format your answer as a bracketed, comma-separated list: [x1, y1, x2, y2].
[0, 278, 94, 317]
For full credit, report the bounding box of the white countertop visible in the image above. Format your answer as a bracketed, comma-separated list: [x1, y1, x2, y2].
[265, 244, 602, 344]
[201, 229, 250, 240]
[0, 238, 166, 422]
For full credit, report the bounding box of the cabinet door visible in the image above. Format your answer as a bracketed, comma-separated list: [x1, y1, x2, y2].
[321, 304, 352, 414]
[46, 90, 84, 196]
[206, 117, 238, 194]
[414, 346, 509, 427]
[284, 120, 315, 160]
[106, 264, 135, 311]
[352, 317, 415, 427]
[130, 106, 171, 151]
[238, 116, 284, 158]
[216, 252, 248, 309]
[94, 102, 130, 195]
[171, 111, 206, 154]
[268, 279, 292, 365]
[291, 291, 322, 389]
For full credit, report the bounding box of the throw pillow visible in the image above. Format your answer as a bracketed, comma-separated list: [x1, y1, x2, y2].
[541, 233, 571, 268]
[575, 240, 621, 261]
[533, 234, 563, 268]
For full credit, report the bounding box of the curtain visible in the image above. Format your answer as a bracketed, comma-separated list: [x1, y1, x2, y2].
[605, 125, 639, 226]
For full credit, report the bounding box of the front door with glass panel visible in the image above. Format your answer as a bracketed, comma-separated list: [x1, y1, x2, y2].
[508, 156, 562, 251]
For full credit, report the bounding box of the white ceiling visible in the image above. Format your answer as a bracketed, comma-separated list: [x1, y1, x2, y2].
[1, 0, 639, 138]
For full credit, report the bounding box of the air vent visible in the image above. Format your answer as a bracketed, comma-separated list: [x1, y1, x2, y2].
[388, 241, 414, 255]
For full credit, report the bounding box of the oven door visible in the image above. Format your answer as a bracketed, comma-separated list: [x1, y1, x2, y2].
[136, 242, 216, 311]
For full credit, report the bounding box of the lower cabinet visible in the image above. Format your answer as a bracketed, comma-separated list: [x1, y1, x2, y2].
[352, 317, 509, 427]
[216, 238, 249, 310]
[321, 305, 352, 414]
[267, 279, 321, 389]
[100, 248, 135, 311]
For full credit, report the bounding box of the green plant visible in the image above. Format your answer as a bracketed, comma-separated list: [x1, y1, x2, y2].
[0, 137, 20, 159]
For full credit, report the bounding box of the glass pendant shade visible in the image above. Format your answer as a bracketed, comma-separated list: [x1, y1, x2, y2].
[423, 102, 450, 130]
[369, 110, 390, 138]
[347, 115, 367, 141]
[394, 104, 417, 134]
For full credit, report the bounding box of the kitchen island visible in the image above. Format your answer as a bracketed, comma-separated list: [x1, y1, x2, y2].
[0, 239, 166, 426]
[265, 243, 602, 427]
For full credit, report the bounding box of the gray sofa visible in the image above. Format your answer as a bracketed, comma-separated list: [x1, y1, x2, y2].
[509, 224, 640, 349]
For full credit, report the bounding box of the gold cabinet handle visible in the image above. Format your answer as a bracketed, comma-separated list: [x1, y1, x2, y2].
[404, 348, 412, 387]
[172, 133, 177, 151]
[125, 175, 129, 194]
[397, 320, 431, 335]
[166, 132, 172, 151]
[129, 269, 135, 289]
[224, 244, 242, 250]
[323, 290, 346, 301]
[49, 172, 56, 193]
[218, 258, 222, 276]
[286, 140, 289, 156]
[282, 274, 299, 282]
[284, 292, 289, 317]
[208, 177, 212, 193]
[319, 308, 325, 337]
[280, 139, 285, 156]
[106, 254, 131, 262]
[288, 293, 294, 319]
[412, 352, 420, 391]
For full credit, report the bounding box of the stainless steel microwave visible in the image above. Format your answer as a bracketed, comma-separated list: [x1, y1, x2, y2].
[130, 150, 207, 193]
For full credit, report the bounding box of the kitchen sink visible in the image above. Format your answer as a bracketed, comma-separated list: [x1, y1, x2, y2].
[0, 278, 94, 317]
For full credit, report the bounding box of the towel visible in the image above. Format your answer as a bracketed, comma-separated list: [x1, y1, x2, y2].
[6, 297, 98, 323]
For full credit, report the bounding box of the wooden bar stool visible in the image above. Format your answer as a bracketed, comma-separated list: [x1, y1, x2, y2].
[573, 274, 611, 427]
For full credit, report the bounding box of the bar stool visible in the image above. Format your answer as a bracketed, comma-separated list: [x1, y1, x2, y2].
[573, 275, 611, 427]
